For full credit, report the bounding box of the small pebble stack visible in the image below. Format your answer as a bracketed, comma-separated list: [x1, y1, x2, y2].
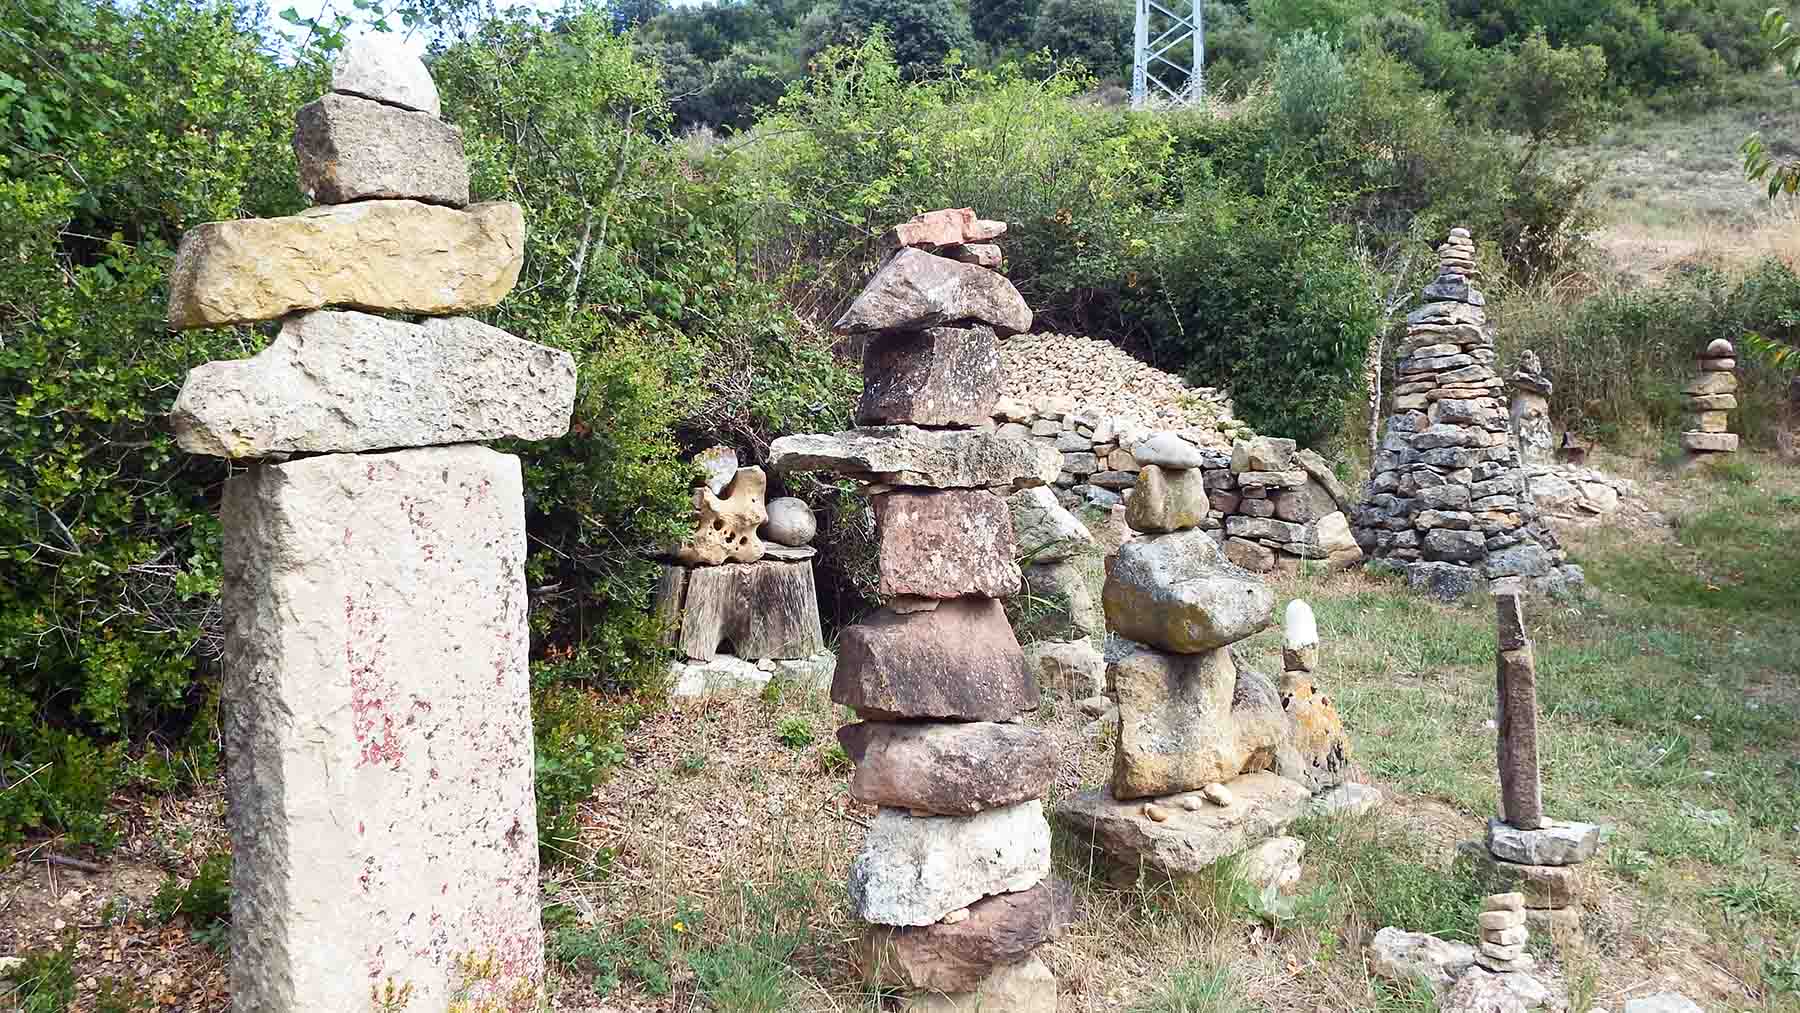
[1354, 229, 1581, 600]
[771, 209, 1068, 1013]
[1476, 893, 1534, 972]
[1680, 338, 1740, 458]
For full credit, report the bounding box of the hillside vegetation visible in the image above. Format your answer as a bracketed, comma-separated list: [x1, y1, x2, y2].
[1, 0, 1797, 852]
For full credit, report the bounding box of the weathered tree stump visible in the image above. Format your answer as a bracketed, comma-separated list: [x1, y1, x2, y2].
[677, 559, 825, 661]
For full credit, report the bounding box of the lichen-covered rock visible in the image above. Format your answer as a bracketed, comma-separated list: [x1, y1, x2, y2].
[676, 467, 768, 566]
[855, 879, 1072, 994]
[858, 325, 1000, 426]
[1103, 529, 1275, 654]
[833, 598, 1035, 720]
[874, 489, 1020, 598]
[331, 33, 441, 116]
[834, 248, 1032, 336]
[1125, 464, 1209, 534]
[838, 721, 1057, 815]
[1022, 637, 1105, 698]
[1367, 927, 1476, 997]
[848, 802, 1051, 926]
[1232, 436, 1297, 473]
[1007, 486, 1095, 562]
[294, 93, 469, 205]
[1278, 674, 1351, 792]
[166, 200, 524, 328]
[221, 446, 540, 1012]
[1110, 644, 1288, 799]
[770, 427, 1060, 490]
[171, 310, 573, 458]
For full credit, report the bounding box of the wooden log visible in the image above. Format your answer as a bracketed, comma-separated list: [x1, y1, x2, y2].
[1494, 592, 1544, 830]
[678, 560, 826, 662]
[652, 564, 688, 648]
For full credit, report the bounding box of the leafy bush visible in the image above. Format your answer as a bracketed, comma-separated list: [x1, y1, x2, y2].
[1496, 258, 1800, 446]
[1129, 181, 1382, 446]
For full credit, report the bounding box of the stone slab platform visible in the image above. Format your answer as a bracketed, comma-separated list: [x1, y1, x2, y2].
[1053, 771, 1310, 882]
[221, 445, 541, 1012]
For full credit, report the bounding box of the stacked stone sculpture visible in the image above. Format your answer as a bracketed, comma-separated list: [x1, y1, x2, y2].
[656, 447, 829, 696]
[1054, 494, 1354, 882]
[771, 208, 1069, 1012]
[1218, 437, 1363, 574]
[1509, 350, 1555, 469]
[1475, 893, 1533, 972]
[1456, 590, 1599, 937]
[1355, 229, 1582, 600]
[166, 36, 568, 1011]
[1681, 338, 1740, 459]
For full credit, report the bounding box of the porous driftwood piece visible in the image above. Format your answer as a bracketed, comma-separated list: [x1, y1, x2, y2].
[678, 559, 825, 661]
[1494, 591, 1544, 830]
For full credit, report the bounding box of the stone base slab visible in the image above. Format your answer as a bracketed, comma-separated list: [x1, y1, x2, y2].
[1053, 772, 1311, 882]
[221, 445, 541, 1012]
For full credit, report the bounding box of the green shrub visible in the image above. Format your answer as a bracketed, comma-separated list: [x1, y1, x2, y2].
[1128, 181, 1382, 447]
[8, 934, 76, 1013]
[532, 681, 637, 862]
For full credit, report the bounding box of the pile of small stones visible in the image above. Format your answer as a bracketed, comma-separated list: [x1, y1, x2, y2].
[1681, 338, 1740, 458]
[1354, 229, 1582, 600]
[772, 208, 1069, 1012]
[996, 332, 1242, 433]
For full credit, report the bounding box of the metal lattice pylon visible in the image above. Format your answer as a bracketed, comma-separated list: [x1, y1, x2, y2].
[1131, 0, 1203, 109]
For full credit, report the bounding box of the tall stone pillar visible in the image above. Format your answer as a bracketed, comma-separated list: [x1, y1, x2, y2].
[165, 36, 573, 1011]
[1508, 350, 1555, 469]
[771, 209, 1070, 1011]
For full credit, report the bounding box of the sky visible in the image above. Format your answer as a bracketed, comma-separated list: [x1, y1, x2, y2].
[275, 0, 700, 55]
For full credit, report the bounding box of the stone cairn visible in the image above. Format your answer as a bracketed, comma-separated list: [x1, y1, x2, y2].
[1509, 350, 1555, 469]
[1355, 229, 1582, 601]
[164, 38, 567, 1010]
[653, 445, 829, 697]
[1681, 338, 1740, 460]
[1455, 589, 1599, 939]
[770, 208, 1071, 1011]
[1475, 892, 1533, 972]
[1054, 471, 1359, 884]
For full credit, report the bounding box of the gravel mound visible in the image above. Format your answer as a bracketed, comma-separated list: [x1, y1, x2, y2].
[999, 332, 1239, 433]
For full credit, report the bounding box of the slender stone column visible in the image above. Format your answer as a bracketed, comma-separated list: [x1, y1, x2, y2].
[1493, 590, 1543, 830]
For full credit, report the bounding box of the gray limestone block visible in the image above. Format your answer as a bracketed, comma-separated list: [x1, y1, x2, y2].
[172, 310, 574, 458]
[221, 445, 541, 1011]
[295, 93, 470, 205]
[769, 427, 1060, 490]
[834, 248, 1032, 336]
[848, 802, 1051, 926]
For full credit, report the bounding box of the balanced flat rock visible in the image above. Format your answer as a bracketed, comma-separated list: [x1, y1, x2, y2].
[769, 426, 1059, 490]
[167, 199, 524, 328]
[1054, 772, 1311, 878]
[1485, 817, 1601, 866]
[874, 489, 1021, 598]
[854, 878, 1073, 993]
[171, 310, 573, 458]
[834, 248, 1032, 336]
[220, 445, 540, 1010]
[857, 325, 1000, 426]
[848, 801, 1051, 926]
[833, 597, 1035, 720]
[294, 93, 470, 206]
[838, 720, 1057, 815]
[1103, 528, 1275, 653]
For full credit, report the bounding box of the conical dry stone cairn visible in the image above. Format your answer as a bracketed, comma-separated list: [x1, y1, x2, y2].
[1681, 338, 1740, 459]
[166, 36, 570, 1011]
[1053, 476, 1355, 882]
[1354, 229, 1581, 600]
[771, 208, 1069, 1012]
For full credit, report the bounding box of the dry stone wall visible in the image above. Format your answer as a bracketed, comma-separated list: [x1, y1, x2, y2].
[993, 399, 1362, 575]
[166, 37, 568, 1011]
